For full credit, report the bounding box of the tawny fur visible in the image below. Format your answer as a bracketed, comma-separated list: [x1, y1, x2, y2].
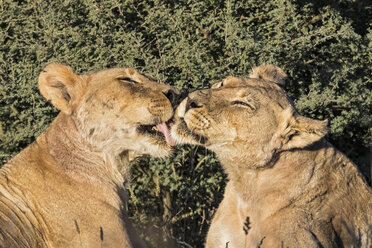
[171, 65, 372, 248]
[0, 64, 177, 248]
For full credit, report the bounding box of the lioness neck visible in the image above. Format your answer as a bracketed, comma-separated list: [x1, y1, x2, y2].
[40, 113, 126, 186]
[220, 140, 338, 218]
[217, 139, 371, 245]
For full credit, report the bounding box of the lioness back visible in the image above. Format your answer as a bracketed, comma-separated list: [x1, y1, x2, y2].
[171, 64, 372, 247]
[0, 64, 178, 247]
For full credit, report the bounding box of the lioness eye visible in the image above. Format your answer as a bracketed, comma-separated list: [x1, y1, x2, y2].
[212, 81, 224, 89]
[116, 77, 138, 84]
[232, 100, 256, 111]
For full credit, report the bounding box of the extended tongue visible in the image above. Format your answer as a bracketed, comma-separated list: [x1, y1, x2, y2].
[156, 123, 177, 146]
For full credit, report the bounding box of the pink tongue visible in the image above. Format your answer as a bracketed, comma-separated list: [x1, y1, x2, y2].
[156, 123, 177, 146]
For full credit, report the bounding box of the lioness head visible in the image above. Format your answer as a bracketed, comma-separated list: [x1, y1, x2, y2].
[39, 63, 178, 158]
[171, 64, 328, 169]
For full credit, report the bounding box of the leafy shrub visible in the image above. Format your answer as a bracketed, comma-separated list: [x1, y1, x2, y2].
[0, 0, 371, 247]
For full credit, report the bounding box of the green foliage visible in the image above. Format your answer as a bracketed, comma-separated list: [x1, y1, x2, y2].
[128, 146, 224, 247]
[0, 0, 371, 247]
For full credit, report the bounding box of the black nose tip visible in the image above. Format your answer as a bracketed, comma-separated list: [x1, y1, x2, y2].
[185, 98, 202, 112]
[163, 89, 180, 106]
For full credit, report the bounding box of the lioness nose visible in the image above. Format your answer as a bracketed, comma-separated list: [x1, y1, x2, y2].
[163, 89, 180, 106]
[185, 98, 203, 112]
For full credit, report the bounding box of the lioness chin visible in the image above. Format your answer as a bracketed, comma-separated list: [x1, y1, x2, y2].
[0, 64, 178, 248]
[171, 64, 372, 248]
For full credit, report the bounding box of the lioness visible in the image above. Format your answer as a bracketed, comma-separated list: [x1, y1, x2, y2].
[170, 64, 372, 247]
[0, 64, 178, 247]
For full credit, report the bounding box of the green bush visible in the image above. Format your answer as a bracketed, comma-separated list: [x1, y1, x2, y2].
[1, 0, 371, 247]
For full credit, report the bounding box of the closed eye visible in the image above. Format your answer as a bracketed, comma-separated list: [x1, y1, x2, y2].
[211, 81, 224, 89]
[232, 100, 256, 111]
[116, 77, 139, 84]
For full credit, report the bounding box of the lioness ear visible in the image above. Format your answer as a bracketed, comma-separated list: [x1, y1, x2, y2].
[250, 64, 287, 86]
[38, 64, 86, 115]
[277, 108, 328, 150]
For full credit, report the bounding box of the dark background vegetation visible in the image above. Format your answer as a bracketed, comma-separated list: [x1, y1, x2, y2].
[1, 0, 371, 247]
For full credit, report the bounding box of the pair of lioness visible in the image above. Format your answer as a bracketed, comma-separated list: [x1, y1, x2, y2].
[1, 64, 371, 248]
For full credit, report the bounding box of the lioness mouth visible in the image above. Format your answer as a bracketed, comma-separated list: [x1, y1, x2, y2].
[179, 119, 207, 144]
[138, 122, 176, 146]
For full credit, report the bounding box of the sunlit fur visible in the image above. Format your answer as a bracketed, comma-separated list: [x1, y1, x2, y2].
[0, 64, 177, 247]
[171, 64, 372, 248]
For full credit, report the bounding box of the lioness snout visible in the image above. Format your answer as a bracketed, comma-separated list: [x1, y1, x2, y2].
[185, 98, 202, 112]
[184, 90, 209, 112]
[163, 89, 180, 106]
